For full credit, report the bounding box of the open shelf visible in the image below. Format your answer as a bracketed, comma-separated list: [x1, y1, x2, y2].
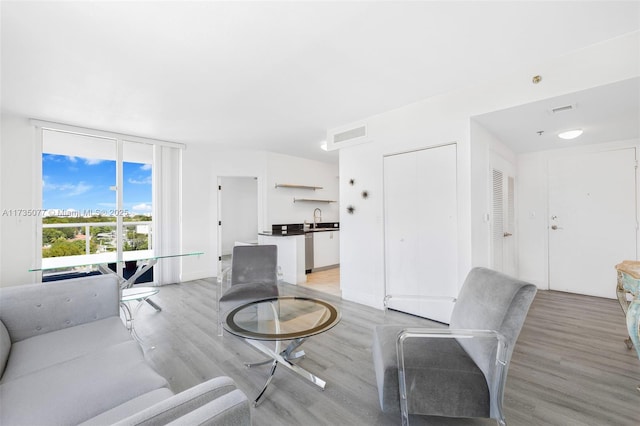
[293, 198, 336, 203]
[275, 183, 323, 190]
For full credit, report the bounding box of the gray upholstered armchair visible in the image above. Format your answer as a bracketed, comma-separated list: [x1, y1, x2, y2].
[372, 267, 537, 425]
[217, 245, 281, 336]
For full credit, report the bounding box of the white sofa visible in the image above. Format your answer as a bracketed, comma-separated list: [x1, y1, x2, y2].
[0, 274, 250, 426]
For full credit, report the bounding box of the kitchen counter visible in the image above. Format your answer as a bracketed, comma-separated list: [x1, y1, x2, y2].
[258, 233, 305, 284]
[259, 231, 304, 236]
[270, 222, 339, 235]
[258, 228, 340, 237]
[259, 223, 339, 284]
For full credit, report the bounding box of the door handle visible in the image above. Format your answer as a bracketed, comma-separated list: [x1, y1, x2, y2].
[551, 225, 563, 230]
[503, 232, 513, 237]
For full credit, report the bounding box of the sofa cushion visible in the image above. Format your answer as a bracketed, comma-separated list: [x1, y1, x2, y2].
[1, 316, 131, 382]
[0, 340, 169, 426]
[0, 320, 10, 378]
[78, 388, 175, 426]
[0, 274, 120, 342]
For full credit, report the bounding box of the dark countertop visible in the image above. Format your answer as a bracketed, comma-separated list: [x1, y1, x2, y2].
[259, 228, 340, 237]
[259, 231, 305, 237]
[268, 222, 339, 236]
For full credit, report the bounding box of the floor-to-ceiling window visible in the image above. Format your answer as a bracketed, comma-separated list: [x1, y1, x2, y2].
[37, 123, 182, 283]
[42, 131, 118, 265]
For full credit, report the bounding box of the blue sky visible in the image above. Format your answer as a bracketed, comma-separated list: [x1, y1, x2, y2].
[42, 154, 152, 215]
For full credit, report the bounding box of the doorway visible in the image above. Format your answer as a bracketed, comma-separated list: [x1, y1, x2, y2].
[217, 176, 259, 274]
[490, 153, 517, 277]
[548, 148, 637, 298]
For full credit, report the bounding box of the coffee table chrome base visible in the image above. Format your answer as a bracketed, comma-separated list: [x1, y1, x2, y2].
[244, 338, 325, 406]
[245, 350, 306, 369]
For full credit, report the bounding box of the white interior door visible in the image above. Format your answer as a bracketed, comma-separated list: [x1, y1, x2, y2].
[491, 155, 517, 277]
[384, 144, 458, 323]
[548, 148, 637, 298]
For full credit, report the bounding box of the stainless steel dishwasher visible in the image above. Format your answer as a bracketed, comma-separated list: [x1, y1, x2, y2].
[305, 232, 313, 274]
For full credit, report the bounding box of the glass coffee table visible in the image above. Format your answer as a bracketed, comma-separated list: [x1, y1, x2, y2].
[223, 296, 340, 405]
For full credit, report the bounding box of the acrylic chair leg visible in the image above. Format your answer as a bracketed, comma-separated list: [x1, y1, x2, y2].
[397, 333, 410, 426]
[400, 408, 409, 426]
[217, 298, 223, 336]
[495, 403, 506, 425]
[217, 277, 223, 336]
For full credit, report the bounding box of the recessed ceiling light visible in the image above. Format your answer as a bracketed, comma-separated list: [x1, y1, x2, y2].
[320, 141, 328, 151]
[558, 129, 583, 140]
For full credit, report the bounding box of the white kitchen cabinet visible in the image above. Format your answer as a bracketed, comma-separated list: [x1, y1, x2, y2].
[313, 230, 340, 269]
[258, 234, 306, 284]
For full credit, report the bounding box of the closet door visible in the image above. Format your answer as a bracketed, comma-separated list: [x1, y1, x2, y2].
[384, 144, 458, 323]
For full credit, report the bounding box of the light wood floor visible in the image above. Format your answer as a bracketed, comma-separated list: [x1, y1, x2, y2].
[134, 280, 640, 425]
[299, 267, 341, 297]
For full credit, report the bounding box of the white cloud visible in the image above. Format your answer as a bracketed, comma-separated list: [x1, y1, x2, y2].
[132, 203, 152, 212]
[61, 156, 103, 165]
[128, 176, 152, 185]
[83, 157, 103, 165]
[43, 180, 92, 196]
[140, 163, 152, 171]
[66, 182, 92, 196]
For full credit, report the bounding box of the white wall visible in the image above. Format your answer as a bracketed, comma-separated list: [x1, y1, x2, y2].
[2, 32, 636, 291]
[181, 148, 338, 281]
[333, 32, 639, 309]
[338, 112, 472, 309]
[181, 148, 266, 282]
[517, 138, 640, 289]
[220, 177, 258, 255]
[266, 152, 339, 226]
[0, 113, 38, 286]
[0, 117, 339, 285]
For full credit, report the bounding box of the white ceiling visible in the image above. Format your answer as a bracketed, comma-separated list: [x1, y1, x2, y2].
[473, 77, 640, 153]
[2, 1, 639, 162]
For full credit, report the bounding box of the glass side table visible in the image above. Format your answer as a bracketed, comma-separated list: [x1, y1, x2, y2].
[121, 286, 159, 342]
[30, 250, 203, 313]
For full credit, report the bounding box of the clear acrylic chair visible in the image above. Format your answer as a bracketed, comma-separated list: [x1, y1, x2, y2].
[373, 267, 537, 425]
[217, 245, 280, 336]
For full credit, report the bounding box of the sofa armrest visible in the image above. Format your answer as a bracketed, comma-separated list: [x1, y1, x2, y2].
[113, 376, 246, 426]
[0, 274, 120, 342]
[165, 389, 250, 426]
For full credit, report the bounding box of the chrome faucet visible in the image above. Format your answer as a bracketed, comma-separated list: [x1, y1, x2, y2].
[313, 208, 322, 227]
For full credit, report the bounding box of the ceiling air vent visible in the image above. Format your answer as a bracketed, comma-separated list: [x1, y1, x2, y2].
[550, 104, 576, 114]
[333, 125, 366, 144]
